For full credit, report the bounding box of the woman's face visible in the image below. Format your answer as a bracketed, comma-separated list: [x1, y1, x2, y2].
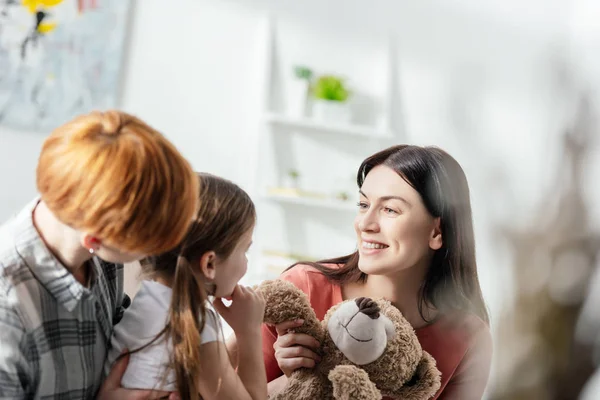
[354, 165, 442, 277]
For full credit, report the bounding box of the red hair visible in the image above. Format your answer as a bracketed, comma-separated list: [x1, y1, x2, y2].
[37, 110, 199, 255]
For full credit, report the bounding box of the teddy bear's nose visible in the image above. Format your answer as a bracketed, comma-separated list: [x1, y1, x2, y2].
[355, 297, 380, 319]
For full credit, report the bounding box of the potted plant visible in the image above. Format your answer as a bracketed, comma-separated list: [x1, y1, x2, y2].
[312, 75, 352, 123]
[286, 65, 313, 117]
[283, 168, 301, 189]
[335, 191, 350, 201]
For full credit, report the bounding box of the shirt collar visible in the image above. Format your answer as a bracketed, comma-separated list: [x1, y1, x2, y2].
[13, 198, 90, 312]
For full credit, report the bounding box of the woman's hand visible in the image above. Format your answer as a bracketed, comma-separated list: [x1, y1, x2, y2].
[214, 285, 265, 336]
[272, 319, 321, 377]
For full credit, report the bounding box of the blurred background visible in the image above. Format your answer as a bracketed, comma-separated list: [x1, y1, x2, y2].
[1, 0, 599, 398]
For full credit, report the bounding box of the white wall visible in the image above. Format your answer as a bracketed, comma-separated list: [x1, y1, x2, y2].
[118, 1, 264, 186]
[0, 129, 43, 222]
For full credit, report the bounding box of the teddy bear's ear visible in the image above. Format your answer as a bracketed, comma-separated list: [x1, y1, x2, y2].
[392, 351, 441, 400]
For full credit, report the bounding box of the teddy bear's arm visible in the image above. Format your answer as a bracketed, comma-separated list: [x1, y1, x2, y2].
[388, 351, 441, 400]
[269, 370, 330, 400]
[329, 365, 383, 400]
[257, 280, 325, 341]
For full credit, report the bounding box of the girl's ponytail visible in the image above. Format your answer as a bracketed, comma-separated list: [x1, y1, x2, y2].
[166, 254, 208, 400]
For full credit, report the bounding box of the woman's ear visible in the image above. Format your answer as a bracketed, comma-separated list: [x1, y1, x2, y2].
[199, 251, 217, 280]
[81, 234, 102, 252]
[429, 217, 442, 251]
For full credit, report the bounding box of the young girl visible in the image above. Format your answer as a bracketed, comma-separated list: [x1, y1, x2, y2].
[229, 145, 492, 400]
[106, 173, 267, 400]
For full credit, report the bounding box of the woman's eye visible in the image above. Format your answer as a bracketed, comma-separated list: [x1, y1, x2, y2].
[356, 202, 369, 210]
[384, 207, 398, 215]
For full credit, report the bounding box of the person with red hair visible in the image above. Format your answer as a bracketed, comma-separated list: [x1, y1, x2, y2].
[0, 110, 198, 399]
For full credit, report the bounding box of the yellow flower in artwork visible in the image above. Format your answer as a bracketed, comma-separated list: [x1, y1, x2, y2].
[37, 22, 58, 33]
[22, 0, 64, 34]
[22, 0, 64, 14]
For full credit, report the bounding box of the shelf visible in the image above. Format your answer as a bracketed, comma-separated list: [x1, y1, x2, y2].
[262, 191, 357, 212]
[249, 17, 401, 283]
[264, 113, 394, 139]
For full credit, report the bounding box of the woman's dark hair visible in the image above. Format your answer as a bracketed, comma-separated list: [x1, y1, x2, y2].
[134, 172, 256, 400]
[289, 145, 489, 324]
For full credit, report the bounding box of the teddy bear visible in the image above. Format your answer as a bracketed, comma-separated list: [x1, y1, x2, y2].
[257, 279, 441, 400]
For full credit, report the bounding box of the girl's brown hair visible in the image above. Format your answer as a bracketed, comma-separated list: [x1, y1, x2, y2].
[289, 145, 489, 324]
[139, 172, 256, 400]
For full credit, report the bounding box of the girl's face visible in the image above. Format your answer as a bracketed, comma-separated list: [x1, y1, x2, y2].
[354, 166, 442, 277]
[211, 226, 254, 298]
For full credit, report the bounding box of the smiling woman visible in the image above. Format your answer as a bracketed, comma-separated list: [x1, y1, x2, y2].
[245, 145, 493, 400]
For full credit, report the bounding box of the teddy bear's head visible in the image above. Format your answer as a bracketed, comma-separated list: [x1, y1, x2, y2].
[326, 297, 396, 365]
[321, 297, 441, 399]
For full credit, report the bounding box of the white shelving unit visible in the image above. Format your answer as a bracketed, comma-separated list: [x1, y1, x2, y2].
[263, 113, 394, 139]
[261, 192, 358, 212]
[245, 15, 403, 283]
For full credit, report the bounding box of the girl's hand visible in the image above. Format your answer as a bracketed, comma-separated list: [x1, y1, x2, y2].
[214, 285, 265, 335]
[272, 320, 321, 377]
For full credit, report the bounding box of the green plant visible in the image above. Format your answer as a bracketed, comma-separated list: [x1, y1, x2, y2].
[293, 65, 313, 80]
[313, 75, 350, 102]
[336, 191, 350, 201]
[288, 169, 300, 179]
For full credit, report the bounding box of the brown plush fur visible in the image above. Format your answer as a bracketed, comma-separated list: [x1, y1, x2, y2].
[257, 280, 442, 400]
[258, 278, 326, 344]
[329, 366, 383, 400]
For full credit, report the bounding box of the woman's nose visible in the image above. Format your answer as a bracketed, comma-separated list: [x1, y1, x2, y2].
[358, 210, 379, 232]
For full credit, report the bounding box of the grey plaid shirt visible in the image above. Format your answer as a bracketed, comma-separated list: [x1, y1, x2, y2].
[0, 200, 124, 399]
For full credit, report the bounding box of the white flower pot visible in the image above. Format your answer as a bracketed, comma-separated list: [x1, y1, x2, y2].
[286, 79, 309, 118]
[282, 175, 300, 189]
[312, 99, 351, 124]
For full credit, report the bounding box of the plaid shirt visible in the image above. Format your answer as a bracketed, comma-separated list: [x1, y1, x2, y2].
[0, 200, 124, 399]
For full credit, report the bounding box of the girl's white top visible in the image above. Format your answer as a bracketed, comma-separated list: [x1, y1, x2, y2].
[105, 280, 222, 391]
